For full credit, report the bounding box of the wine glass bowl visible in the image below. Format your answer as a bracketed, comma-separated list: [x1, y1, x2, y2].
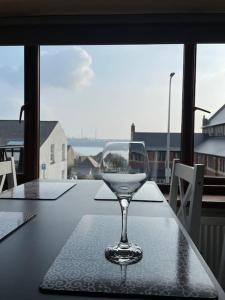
[101, 142, 148, 265]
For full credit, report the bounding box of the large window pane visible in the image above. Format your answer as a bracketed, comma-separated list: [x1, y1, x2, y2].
[0, 47, 24, 181]
[195, 44, 225, 178]
[40, 45, 183, 182]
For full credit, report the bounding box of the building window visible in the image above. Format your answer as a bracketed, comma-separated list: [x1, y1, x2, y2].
[174, 152, 180, 159]
[61, 170, 65, 179]
[207, 156, 214, 169]
[214, 125, 223, 137]
[50, 144, 55, 164]
[157, 151, 166, 161]
[148, 152, 155, 161]
[196, 153, 205, 164]
[219, 158, 225, 173]
[208, 127, 214, 136]
[62, 144, 66, 161]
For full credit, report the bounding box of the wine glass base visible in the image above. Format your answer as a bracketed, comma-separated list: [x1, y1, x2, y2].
[105, 242, 143, 265]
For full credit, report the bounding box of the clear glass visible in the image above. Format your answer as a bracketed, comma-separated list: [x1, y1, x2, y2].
[100, 142, 149, 265]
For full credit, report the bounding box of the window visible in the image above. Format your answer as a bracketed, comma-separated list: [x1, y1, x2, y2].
[61, 170, 65, 179]
[50, 144, 55, 164]
[196, 153, 205, 164]
[0, 47, 24, 183]
[174, 152, 180, 159]
[219, 158, 225, 173]
[207, 156, 215, 170]
[40, 45, 182, 183]
[195, 44, 225, 180]
[62, 144, 66, 161]
[157, 152, 166, 162]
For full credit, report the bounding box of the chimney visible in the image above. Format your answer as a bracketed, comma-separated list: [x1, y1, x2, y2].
[202, 115, 209, 134]
[131, 123, 135, 140]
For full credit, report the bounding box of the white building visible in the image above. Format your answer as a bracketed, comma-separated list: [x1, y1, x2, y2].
[0, 120, 68, 180]
[39, 121, 67, 180]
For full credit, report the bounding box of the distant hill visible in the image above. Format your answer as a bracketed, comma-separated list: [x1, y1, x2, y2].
[68, 137, 129, 147]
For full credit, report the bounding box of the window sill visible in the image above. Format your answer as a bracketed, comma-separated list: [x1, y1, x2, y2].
[164, 193, 225, 209]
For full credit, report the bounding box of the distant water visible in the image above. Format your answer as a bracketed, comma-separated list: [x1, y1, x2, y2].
[73, 146, 103, 156]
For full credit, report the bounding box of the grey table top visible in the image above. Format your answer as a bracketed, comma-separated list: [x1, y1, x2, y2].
[0, 179, 76, 200]
[0, 180, 224, 300]
[94, 181, 165, 202]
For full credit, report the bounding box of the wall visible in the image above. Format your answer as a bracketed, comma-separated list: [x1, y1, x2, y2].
[39, 122, 67, 180]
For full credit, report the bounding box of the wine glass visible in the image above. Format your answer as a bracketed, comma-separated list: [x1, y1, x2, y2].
[100, 142, 149, 265]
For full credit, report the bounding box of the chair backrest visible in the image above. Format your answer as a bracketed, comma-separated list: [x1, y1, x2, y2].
[0, 157, 17, 193]
[219, 234, 225, 290]
[169, 159, 204, 246]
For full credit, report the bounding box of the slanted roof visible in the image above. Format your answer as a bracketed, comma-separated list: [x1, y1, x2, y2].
[194, 137, 225, 158]
[79, 156, 99, 168]
[203, 104, 225, 128]
[133, 132, 204, 151]
[0, 120, 58, 146]
[87, 156, 99, 168]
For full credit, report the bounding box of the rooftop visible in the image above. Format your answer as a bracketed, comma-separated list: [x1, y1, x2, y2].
[0, 120, 58, 146]
[133, 132, 204, 151]
[194, 137, 225, 157]
[202, 104, 225, 128]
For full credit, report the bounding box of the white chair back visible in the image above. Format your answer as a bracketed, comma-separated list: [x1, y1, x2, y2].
[0, 157, 17, 193]
[219, 234, 225, 289]
[169, 159, 204, 246]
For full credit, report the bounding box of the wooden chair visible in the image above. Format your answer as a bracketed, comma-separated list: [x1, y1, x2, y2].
[169, 159, 204, 246]
[0, 157, 17, 193]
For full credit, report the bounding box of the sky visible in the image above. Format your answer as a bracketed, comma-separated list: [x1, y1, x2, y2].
[0, 44, 225, 139]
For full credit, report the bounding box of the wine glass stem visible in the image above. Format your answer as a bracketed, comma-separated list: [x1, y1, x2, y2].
[120, 199, 129, 244]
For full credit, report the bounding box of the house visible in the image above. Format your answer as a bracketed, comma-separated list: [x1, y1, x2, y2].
[76, 156, 100, 179]
[0, 120, 67, 180]
[132, 103, 225, 181]
[131, 122, 204, 182]
[195, 104, 225, 176]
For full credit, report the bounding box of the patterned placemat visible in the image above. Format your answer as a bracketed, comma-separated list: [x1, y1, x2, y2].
[0, 180, 76, 200]
[0, 211, 35, 241]
[94, 181, 165, 202]
[40, 215, 217, 299]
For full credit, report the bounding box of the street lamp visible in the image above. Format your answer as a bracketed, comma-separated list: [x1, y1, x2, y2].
[165, 72, 175, 184]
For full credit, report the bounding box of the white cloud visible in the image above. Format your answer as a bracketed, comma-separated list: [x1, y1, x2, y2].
[0, 46, 94, 89]
[41, 46, 94, 88]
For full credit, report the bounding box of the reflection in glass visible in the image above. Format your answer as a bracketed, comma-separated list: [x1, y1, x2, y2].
[101, 142, 149, 265]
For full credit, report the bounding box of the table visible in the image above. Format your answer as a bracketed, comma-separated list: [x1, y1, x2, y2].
[0, 180, 224, 300]
[0, 179, 76, 200]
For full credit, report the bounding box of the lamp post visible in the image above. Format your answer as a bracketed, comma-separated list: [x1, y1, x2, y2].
[165, 72, 175, 184]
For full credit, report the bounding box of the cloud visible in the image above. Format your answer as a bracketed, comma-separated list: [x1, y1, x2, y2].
[0, 46, 94, 89]
[41, 46, 94, 88]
